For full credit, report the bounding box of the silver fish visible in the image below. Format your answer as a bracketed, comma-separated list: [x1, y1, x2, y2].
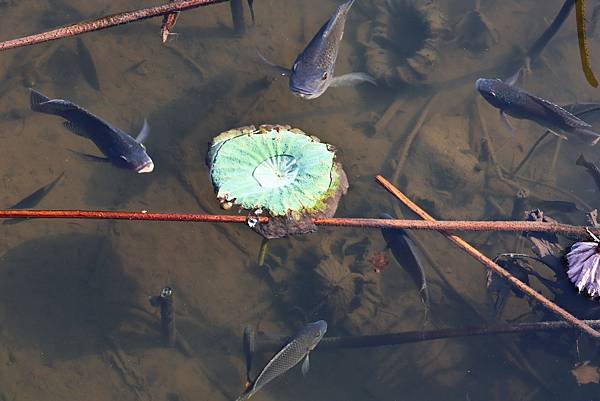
[476, 77, 600, 145]
[236, 320, 327, 400]
[259, 0, 375, 99]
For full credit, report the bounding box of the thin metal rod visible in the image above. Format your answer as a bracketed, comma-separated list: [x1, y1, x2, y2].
[0, 209, 597, 236]
[0, 210, 268, 223]
[0, 0, 229, 52]
[255, 320, 600, 352]
[313, 217, 595, 236]
[375, 174, 600, 339]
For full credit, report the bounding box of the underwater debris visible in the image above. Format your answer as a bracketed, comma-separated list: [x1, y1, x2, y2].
[206, 125, 348, 239]
[572, 361, 600, 385]
[312, 254, 381, 331]
[357, 0, 447, 87]
[149, 287, 176, 347]
[454, 0, 498, 53]
[576, 0, 599, 87]
[367, 250, 389, 273]
[523, 209, 563, 274]
[161, 0, 180, 44]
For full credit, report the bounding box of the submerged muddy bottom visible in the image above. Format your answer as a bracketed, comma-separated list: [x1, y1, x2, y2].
[1, 0, 600, 400]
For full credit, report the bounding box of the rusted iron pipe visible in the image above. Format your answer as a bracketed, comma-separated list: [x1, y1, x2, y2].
[0, 0, 229, 51]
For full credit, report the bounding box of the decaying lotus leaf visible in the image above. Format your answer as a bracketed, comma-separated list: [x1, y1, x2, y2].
[207, 125, 348, 239]
[571, 361, 600, 385]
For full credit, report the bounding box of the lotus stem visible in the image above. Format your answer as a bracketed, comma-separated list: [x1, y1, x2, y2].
[255, 320, 600, 352]
[375, 174, 600, 339]
[576, 0, 599, 87]
[0, 209, 598, 236]
[0, 210, 268, 223]
[0, 0, 229, 52]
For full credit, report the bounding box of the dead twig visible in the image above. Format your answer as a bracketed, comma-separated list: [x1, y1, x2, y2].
[0, 0, 229, 52]
[576, 0, 599, 87]
[375, 174, 600, 339]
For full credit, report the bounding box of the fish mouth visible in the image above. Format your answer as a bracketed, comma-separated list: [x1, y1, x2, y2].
[136, 160, 154, 173]
[290, 86, 319, 100]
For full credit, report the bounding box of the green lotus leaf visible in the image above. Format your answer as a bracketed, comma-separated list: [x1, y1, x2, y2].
[207, 125, 343, 217]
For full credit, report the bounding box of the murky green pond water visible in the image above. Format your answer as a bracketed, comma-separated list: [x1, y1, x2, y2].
[1, 0, 600, 400]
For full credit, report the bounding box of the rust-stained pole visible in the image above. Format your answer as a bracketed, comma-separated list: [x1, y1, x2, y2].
[0, 0, 229, 52]
[0, 209, 596, 236]
[0, 209, 268, 224]
[375, 174, 600, 339]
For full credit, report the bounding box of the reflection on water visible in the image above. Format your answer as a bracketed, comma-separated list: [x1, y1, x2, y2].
[1, 0, 600, 400]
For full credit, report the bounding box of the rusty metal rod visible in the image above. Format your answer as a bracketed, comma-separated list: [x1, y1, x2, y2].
[0, 209, 268, 223]
[0, 209, 597, 236]
[0, 0, 229, 52]
[375, 174, 600, 339]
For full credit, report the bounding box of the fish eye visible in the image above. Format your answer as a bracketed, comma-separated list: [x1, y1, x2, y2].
[322, 72, 328, 81]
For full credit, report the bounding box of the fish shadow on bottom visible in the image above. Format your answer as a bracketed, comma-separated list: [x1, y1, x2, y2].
[0, 232, 141, 361]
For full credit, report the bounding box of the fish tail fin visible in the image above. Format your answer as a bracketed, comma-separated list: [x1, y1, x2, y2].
[338, 0, 356, 15]
[29, 89, 51, 112]
[576, 153, 587, 166]
[30, 89, 75, 115]
[235, 391, 252, 401]
[575, 127, 600, 146]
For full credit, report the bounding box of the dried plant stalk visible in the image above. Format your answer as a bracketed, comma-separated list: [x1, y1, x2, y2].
[576, 0, 599, 87]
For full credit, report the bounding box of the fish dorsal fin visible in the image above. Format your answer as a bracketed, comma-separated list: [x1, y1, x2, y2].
[135, 119, 150, 143]
[256, 47, 291, 77]
[500, 110, 515, 132]
[528, 95, 592, 128]
[504, 68, 521, 87]
[323, 0, 355, 37]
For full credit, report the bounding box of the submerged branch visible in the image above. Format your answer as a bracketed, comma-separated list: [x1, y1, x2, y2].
[576, 0, 599, 87]
[0, 209, 597, 236]
[0, 0, 229, 52]
[375, 174, 600, 339]
[255, 320, 600, 352]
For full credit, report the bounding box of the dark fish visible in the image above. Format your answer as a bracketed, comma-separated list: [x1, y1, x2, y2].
[4, 172, 65, 225]
[577, 154, 600, 191]
[488, 256, 530, 317]
[247, 0, 255, 23]
[230, 0, 245, 36]
[380, 213, 430, 308]
[236, 320, 327, 400]
[76, 37, 100, 91]
[475, 78, 600, 145]
[243, 326, 256, 385]
[259, 0, 375, 99]
[29, 89, 154, 173]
